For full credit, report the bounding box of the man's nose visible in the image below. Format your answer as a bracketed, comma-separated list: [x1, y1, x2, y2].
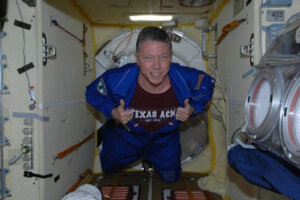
[153, 58, 161, 69]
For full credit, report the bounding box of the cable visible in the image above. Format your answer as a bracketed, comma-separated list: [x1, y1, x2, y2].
[216, 18, 246, 45]
[95, 58, 108, 71]
[67, 168, 92, 193]
[211, 84, 227, 131]
[112, 27, 134, 62]
[211, 102, 223, 115]
[51, 19, 83, 43]
[193, 109, 216, 175]
[182, 174, 195, 200]
[214, 84, 227, 103]
[16, 0, 36, 105]
[54, 132, 94, 160]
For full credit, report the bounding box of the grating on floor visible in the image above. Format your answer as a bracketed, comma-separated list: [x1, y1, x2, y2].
[88, 171, 222, 200]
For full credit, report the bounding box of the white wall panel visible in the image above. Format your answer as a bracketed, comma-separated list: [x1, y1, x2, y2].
[214, 1, 296, 200]
[215, 1, 261, 200]
[2, 0, 40, 199]
[38, 1, 95, 199]
[40, 104, 94, 199]
[1, 0, 95, 199]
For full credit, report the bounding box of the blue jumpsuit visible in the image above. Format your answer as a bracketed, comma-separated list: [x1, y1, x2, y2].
[85, 62, 215, 182]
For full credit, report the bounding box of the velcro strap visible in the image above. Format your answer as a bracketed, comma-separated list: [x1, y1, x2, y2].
[14, 20, 31, 30]
[17, 62, 34, 74]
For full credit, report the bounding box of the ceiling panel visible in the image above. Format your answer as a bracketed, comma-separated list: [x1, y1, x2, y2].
[74, 0, 216, 24]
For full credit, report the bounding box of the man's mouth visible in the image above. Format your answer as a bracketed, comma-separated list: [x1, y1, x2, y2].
[151, 73, 161, 77]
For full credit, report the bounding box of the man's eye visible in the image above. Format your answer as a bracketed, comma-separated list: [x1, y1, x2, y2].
[160, 56, 168, 60]
[144, 57, 152, 61]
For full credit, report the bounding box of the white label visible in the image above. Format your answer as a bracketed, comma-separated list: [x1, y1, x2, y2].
[267, 10, 285, 22]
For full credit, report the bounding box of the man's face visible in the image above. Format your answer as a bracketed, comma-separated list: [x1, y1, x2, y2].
[135, 41, 172, 87]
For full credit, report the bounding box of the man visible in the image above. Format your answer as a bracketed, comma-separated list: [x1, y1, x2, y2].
[86, 26, 215, 182]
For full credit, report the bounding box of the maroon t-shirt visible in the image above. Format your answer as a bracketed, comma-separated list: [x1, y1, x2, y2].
[130, 84, 179, 132]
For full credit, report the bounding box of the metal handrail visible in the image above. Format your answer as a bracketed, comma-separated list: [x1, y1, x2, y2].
[202, 25, 217, 58]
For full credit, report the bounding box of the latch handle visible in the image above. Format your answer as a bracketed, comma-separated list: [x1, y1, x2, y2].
[240, 44, 254, 57]
[43, 44, 56, 59]
[9, 146, 30, 165]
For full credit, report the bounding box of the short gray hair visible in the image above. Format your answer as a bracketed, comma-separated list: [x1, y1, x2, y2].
[136, 26, 172, 53]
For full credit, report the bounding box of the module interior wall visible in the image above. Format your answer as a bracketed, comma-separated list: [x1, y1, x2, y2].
[215, 1, 295, 200]
[40, 104, 94, 200]
[216, 0, 255, 103]
[38, 1, 95, 200]
[1, 0, 41, 199]
[214, 0, 259, 200]
[40, 3, 94, 103]
[1, 0, 95, 199]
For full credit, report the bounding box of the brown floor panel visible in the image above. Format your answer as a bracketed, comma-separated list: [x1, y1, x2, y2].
[89, 171, 222, 200]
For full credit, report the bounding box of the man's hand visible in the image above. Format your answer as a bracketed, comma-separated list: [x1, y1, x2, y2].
[111, 99, 133, 125]
[176, 99, 194, 122]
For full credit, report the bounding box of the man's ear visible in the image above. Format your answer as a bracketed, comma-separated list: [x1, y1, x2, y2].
[135, 53, 139, 65]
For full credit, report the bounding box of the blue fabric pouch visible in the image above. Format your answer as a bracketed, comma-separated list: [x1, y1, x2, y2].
[228, 145, 300, 200]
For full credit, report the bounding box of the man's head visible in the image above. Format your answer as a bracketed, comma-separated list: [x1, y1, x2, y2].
[136, 26, 172, 53]
[135, 27, 173, 92]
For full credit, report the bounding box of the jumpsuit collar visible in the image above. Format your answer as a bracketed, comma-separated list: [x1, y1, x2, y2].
[168, 63, 192, 104]
[112, 63, 192, 105]
[112, 64, 140, 97]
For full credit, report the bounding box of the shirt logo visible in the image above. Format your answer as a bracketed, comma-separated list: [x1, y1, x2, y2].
[131, 108, 176, 123]
[97, 78, 106, 96]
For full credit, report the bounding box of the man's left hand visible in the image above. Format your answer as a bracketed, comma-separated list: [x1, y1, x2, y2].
[176, 99, 194, 122]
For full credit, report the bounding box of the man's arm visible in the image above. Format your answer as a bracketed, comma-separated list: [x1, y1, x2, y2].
[176, 99, 194, 122]
[189, 71, 215, 116]
[85, 75, 115, 119]
[111, 99, 133, 125]
[86, 74, 134, 124]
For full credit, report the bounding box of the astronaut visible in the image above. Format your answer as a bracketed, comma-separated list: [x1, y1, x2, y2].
[86, 26, 215, 182]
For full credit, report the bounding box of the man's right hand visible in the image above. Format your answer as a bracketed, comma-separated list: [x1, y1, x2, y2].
[111, 99, 133, 125]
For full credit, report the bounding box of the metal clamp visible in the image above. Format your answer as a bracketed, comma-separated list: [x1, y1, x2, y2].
[0, 135, 10, 148]
[166, 29, 183, 43]
[43, 44, 56, 59]
[0, 64, 8, 93]
[202, 25, 217, 58]
[42, 32, 56, 66]
[84, 63, 93, 72]
[240, 33, 255, 66]
[240, 43, 254, 57]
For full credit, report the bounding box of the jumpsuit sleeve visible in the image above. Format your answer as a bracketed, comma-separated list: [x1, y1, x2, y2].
[85, 72, 116, 119]
[189, 69, 215, 116]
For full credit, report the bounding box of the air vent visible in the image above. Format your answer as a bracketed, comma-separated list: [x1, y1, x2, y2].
[179, 0, 216, 7]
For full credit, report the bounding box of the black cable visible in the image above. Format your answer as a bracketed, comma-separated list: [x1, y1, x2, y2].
[24, 171, 53, 178]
